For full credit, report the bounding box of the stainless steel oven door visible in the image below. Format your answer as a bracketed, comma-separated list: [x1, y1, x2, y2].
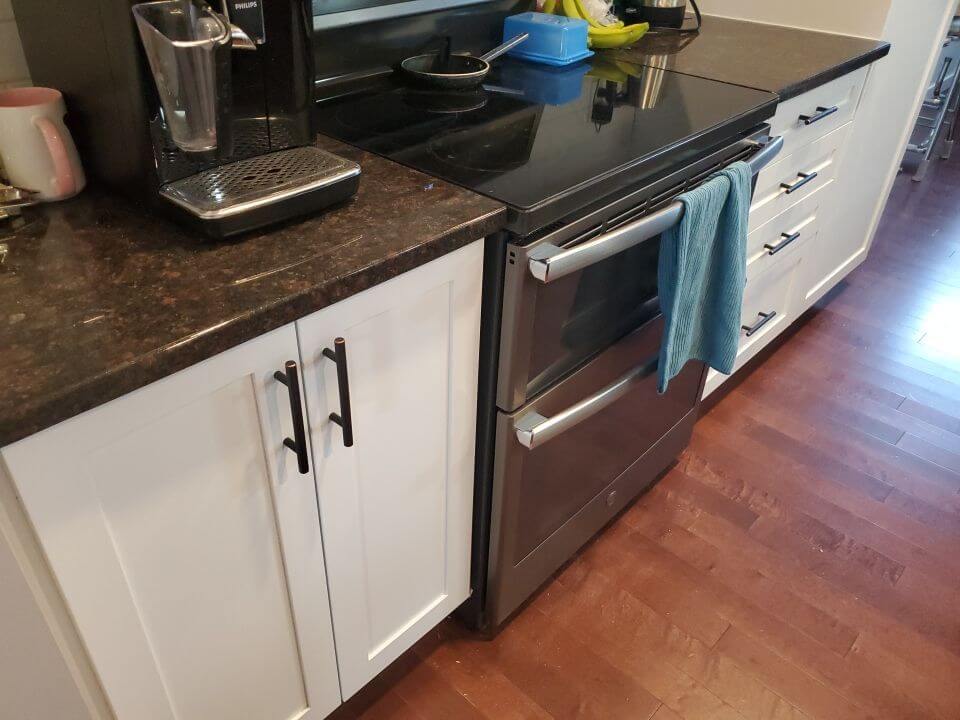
[496, 133, 783, 412]
[485, 314, 705, 627]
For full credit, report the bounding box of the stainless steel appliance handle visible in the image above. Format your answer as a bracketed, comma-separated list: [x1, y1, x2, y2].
[514, 358, 658, 450]
[528, 135, 784, 284]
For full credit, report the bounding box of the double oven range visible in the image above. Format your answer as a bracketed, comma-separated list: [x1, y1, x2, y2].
[313, 56, 780, 632]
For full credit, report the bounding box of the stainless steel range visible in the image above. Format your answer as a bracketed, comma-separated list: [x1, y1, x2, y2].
[313, 53, 781, 632]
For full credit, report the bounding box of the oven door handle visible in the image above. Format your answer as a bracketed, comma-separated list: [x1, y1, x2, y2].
[527, 135, 784, 284]
[514, 357, 658, 450]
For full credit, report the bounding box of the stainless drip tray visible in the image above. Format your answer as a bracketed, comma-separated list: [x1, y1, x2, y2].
[160, 146, 361, 238]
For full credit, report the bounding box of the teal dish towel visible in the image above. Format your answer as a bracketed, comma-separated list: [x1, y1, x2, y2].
[657, 160, 752, 393]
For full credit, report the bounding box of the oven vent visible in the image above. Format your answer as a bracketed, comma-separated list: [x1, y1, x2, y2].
[684, 144, 757, 191]
[648, 143, 757, 214]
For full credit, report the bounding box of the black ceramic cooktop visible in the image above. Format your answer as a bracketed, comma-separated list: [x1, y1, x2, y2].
[315, 56, 777, 234]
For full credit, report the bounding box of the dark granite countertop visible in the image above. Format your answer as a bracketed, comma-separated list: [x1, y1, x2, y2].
[616, 15, 890, 101]
[0, 137, 505, 446]
[0, 17, 890, 446]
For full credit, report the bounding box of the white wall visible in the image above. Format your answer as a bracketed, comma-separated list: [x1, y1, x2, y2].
[832, 1, 957, 267]
[695, 0, 892, 38]
[0, 0, 30, 88]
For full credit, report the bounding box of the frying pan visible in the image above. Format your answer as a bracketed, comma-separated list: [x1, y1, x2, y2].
[400, 33, 529, 91]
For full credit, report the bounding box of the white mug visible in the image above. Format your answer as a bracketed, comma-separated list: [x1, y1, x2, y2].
[0, 87, 86, 201]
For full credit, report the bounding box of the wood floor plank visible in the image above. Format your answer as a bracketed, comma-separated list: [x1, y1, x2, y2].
[715, 628, 872, 720]
[712, 390, 960, 508]
[896, 432, 960, 472]
[493, 600, 662, 720]
[534, 568, 752, 720]
[685, 423, 960, 591]
[390, 660, 489, 720]
[411, 625, 553, 720]
[651, 706, 683, 720]
[625, 490, 860, 658]
[680, 504, 960, 691]
[575, 521, 732, 647]
[609, 513, 933, 720]
[543, 553, 812, 720]
[849, 633, 960, 718]
[898, 396, 960, 434]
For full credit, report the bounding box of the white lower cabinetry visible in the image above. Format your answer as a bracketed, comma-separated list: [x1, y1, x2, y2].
[3, 325, 343, 720]
[704, 67, 872, 398]
[0, 240, 484, 720]
[297, 240, 482, 698]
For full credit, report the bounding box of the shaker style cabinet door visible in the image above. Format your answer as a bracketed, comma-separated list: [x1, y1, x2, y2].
[2, 326, 341, 720]
[297, 240, 483, 698]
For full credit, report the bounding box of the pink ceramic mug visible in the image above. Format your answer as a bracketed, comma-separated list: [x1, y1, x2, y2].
[0, 87, 85, 201]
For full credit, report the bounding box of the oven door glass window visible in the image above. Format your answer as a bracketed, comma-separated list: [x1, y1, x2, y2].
[525, 233, 662, 401]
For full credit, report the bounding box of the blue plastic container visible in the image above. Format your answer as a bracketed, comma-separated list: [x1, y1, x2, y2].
[503, 12, 593, 67]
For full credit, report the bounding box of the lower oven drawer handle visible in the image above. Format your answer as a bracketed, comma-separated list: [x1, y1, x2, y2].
[514, 358, 657, 450]
[528, 136, 785, 284]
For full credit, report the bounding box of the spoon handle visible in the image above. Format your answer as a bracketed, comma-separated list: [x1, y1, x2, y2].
[478, 33, 529, 63]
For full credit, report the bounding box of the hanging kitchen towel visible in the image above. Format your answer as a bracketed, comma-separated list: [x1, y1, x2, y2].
[657, 160, 752, 393]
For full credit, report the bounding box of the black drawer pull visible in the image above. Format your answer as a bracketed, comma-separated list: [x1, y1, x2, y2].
[799, 105, 839, 125]
[274, 361, 310, 474]
[764, 231, 801, 255]
[323, 337, 354, 448]
[781, 171, 818, 194]
[742, 311, 778, 337]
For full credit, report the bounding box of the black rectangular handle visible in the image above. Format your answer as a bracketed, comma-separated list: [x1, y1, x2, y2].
[799, 105, 839, 125]
[781, 171, 818, 194]
[323, 338, 354, 448]
[742, 310, 777, 337]
[764, 230, 801, 255]
[274, 361, 310, 474]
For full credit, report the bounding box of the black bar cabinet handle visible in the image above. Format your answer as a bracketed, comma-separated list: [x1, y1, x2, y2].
[799, 105, 839, 125]
[323, 338, 354, 448]
[764, 231, 801, 255]
[781, 171, 818, 194]
[274, 361, 310, 474]
[742, 310, 778, 337]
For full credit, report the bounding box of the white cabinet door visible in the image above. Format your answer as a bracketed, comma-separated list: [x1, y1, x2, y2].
[297, 241, 483, 698]
[2, 326, 341, 720]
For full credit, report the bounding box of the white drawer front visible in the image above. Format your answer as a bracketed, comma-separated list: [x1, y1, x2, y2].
[703, 253, 800, 396]
[749, 121, 850, 232]
[771, 66, 867, 158]
[746, 180, 829, 277]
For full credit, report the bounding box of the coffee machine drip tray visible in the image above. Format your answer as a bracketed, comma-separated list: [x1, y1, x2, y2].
[159, 146, 361, 238]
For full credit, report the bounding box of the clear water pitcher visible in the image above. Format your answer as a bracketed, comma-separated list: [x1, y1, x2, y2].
[132, 0, 231, 153]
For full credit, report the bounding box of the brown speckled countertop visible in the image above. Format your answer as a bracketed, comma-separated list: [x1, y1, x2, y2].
[617, 15, 890, 101]
[0, 137, 505, 446]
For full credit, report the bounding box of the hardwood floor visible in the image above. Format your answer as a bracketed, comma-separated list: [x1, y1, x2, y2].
[333, 157, 960, 720]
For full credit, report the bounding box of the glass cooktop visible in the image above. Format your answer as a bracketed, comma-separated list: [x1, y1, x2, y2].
[314, 56, 777, 234]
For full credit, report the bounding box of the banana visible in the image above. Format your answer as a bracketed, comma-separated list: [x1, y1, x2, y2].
[566, 0, 625, 29]
[561, 0, 581, 20]
[572, 0, 603, 28]
[587, 64, 629, 83]
[557, 0, 643, 47]
[541, 0, 557, 14]
[587, 23, 648, 49]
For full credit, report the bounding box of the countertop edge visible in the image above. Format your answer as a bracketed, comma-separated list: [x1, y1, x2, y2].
[0, 205, 506, 448]
[777, 41, 891, 102]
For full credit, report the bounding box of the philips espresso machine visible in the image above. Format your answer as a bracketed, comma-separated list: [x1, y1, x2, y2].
[13, 0, 360, 237]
